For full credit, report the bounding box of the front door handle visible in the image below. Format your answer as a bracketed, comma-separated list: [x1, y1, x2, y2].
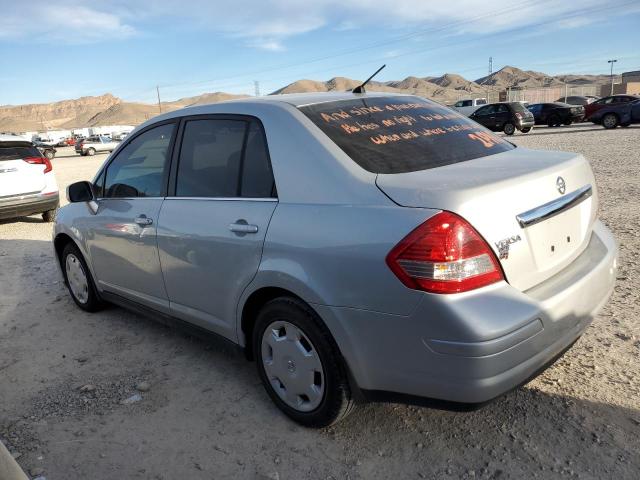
[229, 221, 258, 234]
[134, 215, 153, 226]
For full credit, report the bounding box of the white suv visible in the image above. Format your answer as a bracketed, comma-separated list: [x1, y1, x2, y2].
[0, 134, 59, 222]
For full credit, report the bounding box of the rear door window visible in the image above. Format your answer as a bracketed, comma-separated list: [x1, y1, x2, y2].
[299, 96, 514, 174]
[175, 119, 246, 197]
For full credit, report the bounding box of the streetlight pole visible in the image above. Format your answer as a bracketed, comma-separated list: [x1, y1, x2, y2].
[608, 59, 618, 96]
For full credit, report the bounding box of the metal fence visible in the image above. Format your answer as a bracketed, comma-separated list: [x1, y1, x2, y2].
[452, 83, 603, 104]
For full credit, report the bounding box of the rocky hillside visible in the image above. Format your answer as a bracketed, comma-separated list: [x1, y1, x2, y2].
[0, 66, 612, 133]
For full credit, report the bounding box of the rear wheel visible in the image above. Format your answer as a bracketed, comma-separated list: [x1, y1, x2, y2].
[254, 297, 355, 427]
[61, 243, 103, 312]
[42, 209, 57, 223]
[43, 149, 54, 159]
[86, 148, 96, 156]
[602, 113, 619, 129]
[503, 123, 516, 135]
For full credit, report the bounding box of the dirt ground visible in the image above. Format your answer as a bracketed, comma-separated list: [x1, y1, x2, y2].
[1, 125, 639, 480]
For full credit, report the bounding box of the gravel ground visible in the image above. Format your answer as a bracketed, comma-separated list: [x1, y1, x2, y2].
[1, 125, 639, 480]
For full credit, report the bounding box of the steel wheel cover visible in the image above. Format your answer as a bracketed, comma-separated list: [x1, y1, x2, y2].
[65, 254, 89, 304]
[261, 320, 325, 412]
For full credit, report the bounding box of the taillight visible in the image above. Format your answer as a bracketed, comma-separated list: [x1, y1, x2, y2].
[23, 156, 52, 174]
[386, 211, 504, 294]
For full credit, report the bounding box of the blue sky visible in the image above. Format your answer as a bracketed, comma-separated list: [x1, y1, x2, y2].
[0, 0, 639, 105]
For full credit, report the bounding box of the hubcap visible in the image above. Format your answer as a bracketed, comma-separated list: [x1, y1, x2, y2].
[261, 321, 325, 412]
[65, 254, 89, 304]
[604, 115, 616, 127]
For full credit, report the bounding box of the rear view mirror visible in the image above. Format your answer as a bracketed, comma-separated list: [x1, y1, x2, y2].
[67, 181, 95, 203]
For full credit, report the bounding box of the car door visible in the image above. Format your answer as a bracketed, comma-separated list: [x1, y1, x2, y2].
[86, 121, 177, 311]
[470, 105, 493, 129]
[493, 104, 510, 129]
[157, 116, 277, 340]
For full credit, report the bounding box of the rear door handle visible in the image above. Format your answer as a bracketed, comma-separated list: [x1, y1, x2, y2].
[135, 215, 153, 226]
[229, 222, 258, 234]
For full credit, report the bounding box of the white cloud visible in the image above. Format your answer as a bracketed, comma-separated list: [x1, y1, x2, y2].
[0, 1, 136, 43]
[0, 0, 615, 48]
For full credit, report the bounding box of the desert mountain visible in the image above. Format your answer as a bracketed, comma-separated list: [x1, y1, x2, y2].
[0, 66, 613, 133]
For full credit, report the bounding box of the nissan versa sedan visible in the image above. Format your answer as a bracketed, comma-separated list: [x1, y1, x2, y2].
[53, 92, 617, 427]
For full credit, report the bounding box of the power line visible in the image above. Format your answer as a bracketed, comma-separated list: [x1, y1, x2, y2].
[156, 0, 637, 98]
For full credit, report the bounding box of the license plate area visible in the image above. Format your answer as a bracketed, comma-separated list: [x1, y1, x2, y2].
[525, 200, 591, 270]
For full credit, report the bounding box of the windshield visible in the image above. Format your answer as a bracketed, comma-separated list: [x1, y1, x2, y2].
[298, 96, 515, 174]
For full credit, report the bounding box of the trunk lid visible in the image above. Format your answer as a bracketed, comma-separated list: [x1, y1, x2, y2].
[0, 143, 47, 197]
[376, 147, 598, 291]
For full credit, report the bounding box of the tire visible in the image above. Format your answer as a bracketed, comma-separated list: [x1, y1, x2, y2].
[521, 127, 532, 133]
[43, 149, 54, 159]
[563, 120, 573, 126]
[503, 123, 516, 135]
[61, 243, 104, 312]
[621, 123, 630, 128]
[253, 297, 355, 427]
[602, 113, 619, 129]
[42, 209, 57, 223]
[86, 148, 96, 156]
[547, 115, 560, 127]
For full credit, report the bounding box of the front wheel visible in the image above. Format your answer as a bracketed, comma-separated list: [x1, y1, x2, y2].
[602, 113, 619, 129]
[547, 115, 560, 127]
[61, 243, 104, 312]
[563, 120, 573, 126]
[521, 127, 532, 133]
[86, 148, 96, 156]
[503, 123, 516, 135]
[43, 149, 54, 159]
[254, 297, 355, 427]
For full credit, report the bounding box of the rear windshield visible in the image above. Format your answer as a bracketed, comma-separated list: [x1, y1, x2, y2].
[0, 143, 42, 161]
[299, 96, 515, 174]
[509, 102, 528, 113]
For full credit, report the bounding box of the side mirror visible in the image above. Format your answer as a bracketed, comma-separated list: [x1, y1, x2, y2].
[67, 181, 95, 203]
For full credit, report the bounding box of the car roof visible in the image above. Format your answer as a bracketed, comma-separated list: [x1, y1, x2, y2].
[230, 91, 412, 107]
[0, 133, 31, 144]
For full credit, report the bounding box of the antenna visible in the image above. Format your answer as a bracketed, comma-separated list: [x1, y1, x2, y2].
[352, 64, 386, 94]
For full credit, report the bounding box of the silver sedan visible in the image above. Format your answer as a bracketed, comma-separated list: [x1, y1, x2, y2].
[54, 92, 617, 427]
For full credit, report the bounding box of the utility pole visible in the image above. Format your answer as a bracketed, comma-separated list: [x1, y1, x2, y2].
[486, 56, 492, 102]
[254, 80, 260, 97]
[608, 59, 618, 95]
[156, 85, 162, 114]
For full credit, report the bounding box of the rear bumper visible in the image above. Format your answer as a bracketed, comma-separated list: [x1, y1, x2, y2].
[316, 220, 617, 406]
[0, 192, 59, 220]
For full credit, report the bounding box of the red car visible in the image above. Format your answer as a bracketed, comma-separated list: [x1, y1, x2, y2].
[585, 94, 640, 120]
[64, 137, 77, 146]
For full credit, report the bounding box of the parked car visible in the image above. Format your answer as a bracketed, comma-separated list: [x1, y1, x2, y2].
[75, 135, 119, 156]
[452, 98, 487, 116]
[0, 134, 59, 221]
[36, 144, 57, 159]
[584, 95, 640, 120]
[33, 137, 56, 147]
[54, 93, 617, 427]
[468, 102, 534, 134]
[555, 96, 598, 106]
[588, 98, 640, 129]
[64, 137, 77, 146]
[526, 102, 585, 126]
